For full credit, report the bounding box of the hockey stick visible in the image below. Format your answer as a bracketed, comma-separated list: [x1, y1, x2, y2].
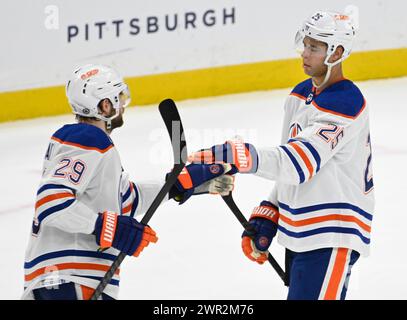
[221, 194, 288, 285]
[91, 99, 187, 300]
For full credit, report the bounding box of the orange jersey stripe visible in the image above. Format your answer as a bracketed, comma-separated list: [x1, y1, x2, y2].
[324, 248, 348, 300]
[35, 192, 75, 210]
[25, 262, 120, 282]
[288, 142, 314, 178]
[279, 213, 371, 233]
[122, 203, 132, 214]
[51, 136, 113, 154]
[289, 92, 306, 100]
[123, 182, 135, 214]
[292, 126, 297, 137]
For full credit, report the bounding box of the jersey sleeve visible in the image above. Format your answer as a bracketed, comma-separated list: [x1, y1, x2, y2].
[118, 167, 169, 218]
[255, 89, 367, 185]
[120, 172, 139, 217]
[33, 183, 98, 235]
[132, 179, 168, 218]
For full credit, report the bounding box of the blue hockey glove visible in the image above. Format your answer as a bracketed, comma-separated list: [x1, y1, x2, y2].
[169, 163, 235, 204]
[241, 201, 279, 264]
[94, 211, 158, 257]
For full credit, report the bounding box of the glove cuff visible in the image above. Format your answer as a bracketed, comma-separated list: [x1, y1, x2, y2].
[249, 202, 280, 225]
[226, 139, 258, 173]
[96, 211, 118, 248]
[177, 167, 193, 189]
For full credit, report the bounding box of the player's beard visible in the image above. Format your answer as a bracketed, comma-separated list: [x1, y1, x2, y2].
[111, 113, 124, 130]
[106, 109, 124, 132]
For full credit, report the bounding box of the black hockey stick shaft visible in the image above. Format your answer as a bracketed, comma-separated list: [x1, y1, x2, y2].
[91, 99, 187, 300]
[221, 194, 287, 284]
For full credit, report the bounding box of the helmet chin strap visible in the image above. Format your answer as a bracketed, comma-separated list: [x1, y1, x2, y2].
[106, 119, 112, 131]
[312, 51, 345, 90]
[312, 64, 332, 90]
[94, 108, 120, 132]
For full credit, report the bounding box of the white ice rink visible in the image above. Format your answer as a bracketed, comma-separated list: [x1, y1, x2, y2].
[1, 77, 406, 300]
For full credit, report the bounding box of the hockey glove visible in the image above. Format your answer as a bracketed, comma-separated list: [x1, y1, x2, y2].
[94, 211, 158, 257]
[169, 163, 235, 204]
[188, 137, 258, 174]
[241, 201, 279, 264]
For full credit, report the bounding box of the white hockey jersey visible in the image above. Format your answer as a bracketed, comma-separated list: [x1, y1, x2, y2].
[23, 123, 164, 299]
[255, 78, 374, 257]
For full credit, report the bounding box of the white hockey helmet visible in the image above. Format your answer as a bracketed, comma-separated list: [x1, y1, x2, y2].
[295, 6, 359, 67]
[66, 64, 131, 124]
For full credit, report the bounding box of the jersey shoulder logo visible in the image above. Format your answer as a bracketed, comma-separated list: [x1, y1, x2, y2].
[306, 92, 314, 105]
[289, 123, 302, 138]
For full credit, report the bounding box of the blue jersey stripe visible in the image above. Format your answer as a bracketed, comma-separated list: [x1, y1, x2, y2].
[37, 184, 76, 196]
[278, 225, 370, 244]
[278, 201, 373, 221]
[122, 185, 132, 203]
[74, 275, 119, 286]
[288, 139, 322, 173]
[24, 250, 117, 269]
[260, 200, 279, 211]
[280, 145, 305, 183]
[299, 141, 321, 173]
[130, 183, 139, 218]
[37, 198, 76, 222]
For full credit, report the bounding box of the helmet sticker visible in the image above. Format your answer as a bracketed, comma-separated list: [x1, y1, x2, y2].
[80, 69, 99, 80]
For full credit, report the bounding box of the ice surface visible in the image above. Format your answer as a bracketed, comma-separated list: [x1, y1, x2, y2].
[1, 77, 406, 299]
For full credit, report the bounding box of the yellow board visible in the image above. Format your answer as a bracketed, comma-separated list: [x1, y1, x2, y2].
[0, 47, 406, 123]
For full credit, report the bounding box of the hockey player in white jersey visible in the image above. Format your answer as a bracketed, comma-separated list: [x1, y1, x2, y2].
[23, 65, 234, 300]
[189, 8, 374, 300]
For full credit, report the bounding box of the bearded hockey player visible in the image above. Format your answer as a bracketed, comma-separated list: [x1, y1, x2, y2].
[22, 64, 234, 300]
